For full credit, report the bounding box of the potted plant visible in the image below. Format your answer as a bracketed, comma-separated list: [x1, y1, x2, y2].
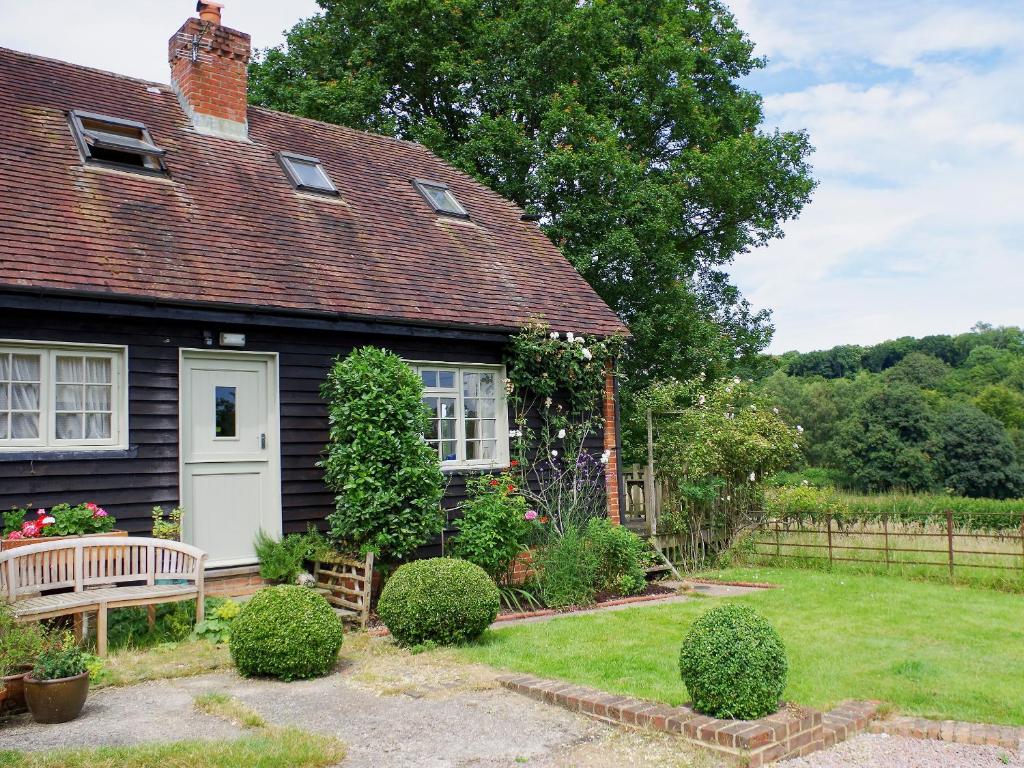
[0, 605, 46, 716]
[23, 632, 89, 724]
[1, 503, 123, 551]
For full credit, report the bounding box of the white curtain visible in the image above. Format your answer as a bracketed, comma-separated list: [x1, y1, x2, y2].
[10, 355, 40, 439]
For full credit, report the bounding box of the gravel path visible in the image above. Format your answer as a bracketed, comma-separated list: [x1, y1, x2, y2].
[778, 733, 1023, 768]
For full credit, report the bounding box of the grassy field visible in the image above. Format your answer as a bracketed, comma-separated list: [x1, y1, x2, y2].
[457, 567, 1024, 725]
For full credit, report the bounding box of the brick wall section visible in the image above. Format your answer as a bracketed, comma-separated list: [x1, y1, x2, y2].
[499, 674, 882, 766]
[169, 18, 251, 125]
[205, 570, 267, 598]
[603, 368, 621, 525]
[868, 716, 1024, 750]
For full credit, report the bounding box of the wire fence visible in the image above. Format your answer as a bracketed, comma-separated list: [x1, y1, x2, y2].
[752, 510, 1024, 581]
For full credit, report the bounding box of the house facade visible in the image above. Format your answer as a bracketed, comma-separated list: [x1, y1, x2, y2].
[0, 3, 626, 580]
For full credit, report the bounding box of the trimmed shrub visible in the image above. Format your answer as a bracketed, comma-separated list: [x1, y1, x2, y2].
[377, 558, 499, 646]
[230, 585, 343, 680]
[679, 604, 788, 720]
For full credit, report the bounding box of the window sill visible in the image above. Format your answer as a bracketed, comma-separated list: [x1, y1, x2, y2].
[442, 464, 510, 475]
[0, 446, 138, 462]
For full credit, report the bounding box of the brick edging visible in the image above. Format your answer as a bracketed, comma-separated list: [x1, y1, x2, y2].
[869, 716, 1024, 750]
[495, 591, 679, 622]
[687, 579, 778, 589]
[498, 674, 880, 766]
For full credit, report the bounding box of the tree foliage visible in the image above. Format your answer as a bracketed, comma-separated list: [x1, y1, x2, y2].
[250, 0, 815, 387]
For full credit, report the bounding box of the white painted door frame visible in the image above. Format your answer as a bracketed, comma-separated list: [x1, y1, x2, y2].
[178, 349, 282, 567]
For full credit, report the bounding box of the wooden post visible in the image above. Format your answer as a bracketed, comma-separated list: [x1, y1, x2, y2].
[946, 509, 955, 580]
[883, 513, 890, 569]
[827, 513, 834, 566]
[775, 518, 781, 560]
[645, 408, 657, 535]
[1019, 512, 1024, 578]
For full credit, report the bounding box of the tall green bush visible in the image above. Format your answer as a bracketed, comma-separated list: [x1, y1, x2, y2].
[534, 526, 599, 608]
[586, 518, 648, 596]
[319, 347, 444, 561]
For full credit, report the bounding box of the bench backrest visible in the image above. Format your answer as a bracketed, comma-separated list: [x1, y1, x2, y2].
[0, 537, 207, 603]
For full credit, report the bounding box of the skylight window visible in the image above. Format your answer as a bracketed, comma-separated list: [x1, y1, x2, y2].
[68, 110, 166, 173]
[278, 152, 338, 195]
[413, 179, 468, 218]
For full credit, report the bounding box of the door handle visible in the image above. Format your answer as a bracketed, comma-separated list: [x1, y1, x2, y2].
[260, 433, 267, 450]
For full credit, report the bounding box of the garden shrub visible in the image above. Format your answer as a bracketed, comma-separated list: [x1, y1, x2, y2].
[377, 558, 499, 646]
[319, 347, 444, 561]
[679, 604, 788, 720]
[586, 518, 648, 596]
[230, 585, 343, 680]
[450, 472, 532, 583]
[254, 528, 330, 584]
[534, 527, 598, 608]
[0, 603, 46, 670]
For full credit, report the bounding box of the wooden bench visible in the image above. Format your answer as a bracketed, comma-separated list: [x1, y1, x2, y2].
[0, 537, 207, 656]
[313, 551, 373, 629]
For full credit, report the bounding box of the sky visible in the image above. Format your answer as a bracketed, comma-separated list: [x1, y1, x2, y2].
[1, 1, 1022, 353]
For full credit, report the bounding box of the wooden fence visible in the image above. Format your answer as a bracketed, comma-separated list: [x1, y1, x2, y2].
[754, 510, 1024, 578]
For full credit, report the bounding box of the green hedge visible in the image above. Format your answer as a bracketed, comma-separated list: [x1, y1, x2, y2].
[377, 558, 499, 646]
[230, 585, 344, 680]
[766, 486, 1024, 531]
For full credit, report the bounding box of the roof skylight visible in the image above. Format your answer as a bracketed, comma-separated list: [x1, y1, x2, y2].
[413, 179, 468, 218]
[278, 151, 338, 195]
[68, 110, 166, 173]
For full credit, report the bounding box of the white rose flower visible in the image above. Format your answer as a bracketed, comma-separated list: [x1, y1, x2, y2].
[697, 395, 706, 405]
[796, 425, 804, 434]
[772, 407, 779, 415]
[749, 472, 756, 482]
[550, 331, 560, 340]
[566, 332, 575, 343]
[725, 387, 732, 394]
[544, 396, 553, 408]
[557, 428, 567, 439]
[551, 450, 559, 458]
[733, 376, 741, 384]
[582, 348, 593, 361]
[600, 450, 610, 465]
[575, 336, 585, 344]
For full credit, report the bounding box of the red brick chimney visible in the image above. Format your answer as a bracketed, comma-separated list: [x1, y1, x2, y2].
[169, 2, 251, 141]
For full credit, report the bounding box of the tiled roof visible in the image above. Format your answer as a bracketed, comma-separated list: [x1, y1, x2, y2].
[0, 47, 626, 337]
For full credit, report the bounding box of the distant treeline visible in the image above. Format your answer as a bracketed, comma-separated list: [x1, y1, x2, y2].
[757, 324, 1024, 499]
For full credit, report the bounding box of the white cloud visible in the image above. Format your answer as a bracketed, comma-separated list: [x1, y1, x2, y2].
[728, 0, 1024, 352]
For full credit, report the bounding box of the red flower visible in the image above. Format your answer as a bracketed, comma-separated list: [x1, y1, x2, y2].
[489, 479, 500, 486]
[86, 503, 99, 512]
[20, 520, 41, 538]
[7, 531, 24, 541]
[539, 516, 549, 524]
[506, 484, 516, 492]
[509, 460, 519, 468]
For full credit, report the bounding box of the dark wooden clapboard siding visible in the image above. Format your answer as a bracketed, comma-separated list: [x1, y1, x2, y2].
[0, 305, 601, 556]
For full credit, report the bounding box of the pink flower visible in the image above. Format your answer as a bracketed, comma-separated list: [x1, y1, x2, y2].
[524, 510, 538, 521]
[36, 508, 46, 517]
[93, 508, 108, 518]
[7, 531, 24, 541]
[86, 503, 99, 512]
[20, 521, 41, 538]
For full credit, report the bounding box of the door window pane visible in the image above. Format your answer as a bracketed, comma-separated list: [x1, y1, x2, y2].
[215, 386, 237, 437]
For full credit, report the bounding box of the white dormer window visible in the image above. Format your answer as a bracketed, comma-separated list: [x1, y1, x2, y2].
[413, 179, 468, 218]
[278, 151, 338, 195]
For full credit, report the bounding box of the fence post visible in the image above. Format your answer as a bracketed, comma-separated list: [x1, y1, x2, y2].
[883, 513, 890, 569]
[775, 518, 781, 560]
[827, 513, 834, 566]
[644, 408, 657, 535]
[946, 509, 954, 580]
[1019, 511, 1024, 578]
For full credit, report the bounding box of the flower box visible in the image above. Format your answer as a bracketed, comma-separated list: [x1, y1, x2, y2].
[0, 529, 128, 552]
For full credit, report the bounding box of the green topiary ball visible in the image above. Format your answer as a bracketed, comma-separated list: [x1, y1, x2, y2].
[229, 585, 344, 681]
[679, 604, 788, 720]
[377, 558, 500, 646]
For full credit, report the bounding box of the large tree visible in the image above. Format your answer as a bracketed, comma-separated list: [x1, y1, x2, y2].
[250, 0, 815, 387]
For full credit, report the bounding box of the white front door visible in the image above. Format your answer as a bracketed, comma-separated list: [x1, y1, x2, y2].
[180, 351, 281, 567]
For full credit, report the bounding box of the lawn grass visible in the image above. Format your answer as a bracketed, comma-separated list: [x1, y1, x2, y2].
[456, 567, 1024, 725]
[93, 639, 232, 689]
[0, 729, 345, 768]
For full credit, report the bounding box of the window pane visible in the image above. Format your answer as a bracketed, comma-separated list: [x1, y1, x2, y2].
[0, 355, 8, 381]
[463, 373, 479, 398]
[424, 419, 439, 441]
[464, 398, 479, 419]
[12, 355, 40, 382]
[0, 385, 7, 410]
[0, 414, 7, 440]
[288, 158, 333, 190]
[479, 399, 496, 418]
[420, 370, 438, 388]
[215, 386, 237, 437]
[85, 413, 111, 439]
[479, 373, 496, 397]
[86, 358, 111, 384]
[423, 396, 439, 417]
[465, 419, 478, 439]
[479, 440, 496, 460]
[438, 371, 455, 389]
[439, 418, 457, 440]
[11, 383, 39, 411]
[86, 385, 111, 411]
[439, 397, 456, 419]
[480, 419, 497, 439]
[56, 356, 84, 383]
[56, 412, 83, 440]
[12, 413, 38, 439]
[56, 384, 83, 411]
[441, 440, 458, 461]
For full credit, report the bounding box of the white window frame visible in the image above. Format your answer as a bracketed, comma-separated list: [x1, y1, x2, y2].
[409, 361, 509, 471]
[0, 340, 128, 452]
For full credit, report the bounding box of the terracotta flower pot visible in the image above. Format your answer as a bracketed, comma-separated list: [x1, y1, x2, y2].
[1, 664, 34, 715]
[24, 671, 89, 724]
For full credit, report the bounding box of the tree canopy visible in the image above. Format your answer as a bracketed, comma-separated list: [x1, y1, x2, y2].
[250, 0, 815, 387]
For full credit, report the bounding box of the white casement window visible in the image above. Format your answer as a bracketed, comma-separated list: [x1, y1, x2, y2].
[0, 342, 127, 451]
[411, 363, 509, 470]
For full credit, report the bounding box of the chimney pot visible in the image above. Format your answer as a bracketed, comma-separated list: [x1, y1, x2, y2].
[196, 1, 224, 25]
